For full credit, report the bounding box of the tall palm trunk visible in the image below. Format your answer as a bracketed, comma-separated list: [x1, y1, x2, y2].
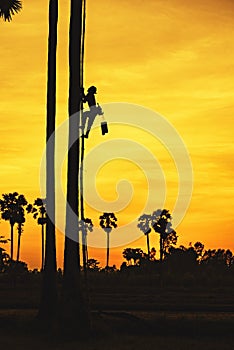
[146, 233, 150, 258]
[62, 0, 90, 335]
[41, 220, 45, 271]
[160, 234, 163, 262]
[85, 236, 88, 263]
[38, 0, 58, 323]
[106, 232, 110, 268]
[10, 223, 14, 260]
[159, 234, 165, 288]
[16, 223, 22, 261]
[82, 230, 87, 272]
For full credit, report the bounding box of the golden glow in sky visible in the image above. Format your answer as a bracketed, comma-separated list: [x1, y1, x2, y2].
[0, 0, 234, 268]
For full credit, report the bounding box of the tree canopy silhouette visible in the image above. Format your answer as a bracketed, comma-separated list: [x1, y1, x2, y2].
[122, 247, 145, 266]
[0, 236, 9, 272]
[87, 258, 100, 271]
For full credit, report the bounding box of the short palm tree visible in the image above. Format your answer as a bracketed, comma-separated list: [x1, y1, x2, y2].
[0, 0, 22, 21]
[27, 198, 47, 270]
[0, 192, 27, 260]
[99, 212, 117, 268]
[137, 213, 152, 257]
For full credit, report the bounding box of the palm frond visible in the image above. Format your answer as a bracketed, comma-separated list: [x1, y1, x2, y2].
[0, 0, 22, 22]
[137, 213, 152, 234]
[99, 212, 118, 230]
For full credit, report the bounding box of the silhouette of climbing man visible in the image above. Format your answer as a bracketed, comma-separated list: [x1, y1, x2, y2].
[82, 86, 103, 138]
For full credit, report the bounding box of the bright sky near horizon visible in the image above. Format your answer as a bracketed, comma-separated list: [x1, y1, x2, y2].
[0, 0, 234, 269]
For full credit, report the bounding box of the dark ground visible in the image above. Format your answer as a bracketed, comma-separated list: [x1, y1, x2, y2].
[0, 274, 233, 349]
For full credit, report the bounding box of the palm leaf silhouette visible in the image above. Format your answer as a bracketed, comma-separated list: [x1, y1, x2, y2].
[0, 0, 22, 21]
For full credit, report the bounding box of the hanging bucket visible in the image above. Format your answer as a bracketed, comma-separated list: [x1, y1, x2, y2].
[100, 113, 108, 135]
[101, 121, 108, 135]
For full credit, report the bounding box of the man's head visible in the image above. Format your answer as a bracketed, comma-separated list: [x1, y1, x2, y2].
[87, 86, 97, 94]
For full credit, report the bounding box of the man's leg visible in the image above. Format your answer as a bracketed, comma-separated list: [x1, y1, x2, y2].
[82, 111, 89, 135]
[85, 110, 97, 138]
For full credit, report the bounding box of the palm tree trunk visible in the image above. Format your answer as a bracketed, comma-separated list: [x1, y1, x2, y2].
[106, 232, 110, 268]
[160, 234, 163, 262]
[146, 233, 150, 258]
[159, 234, 164, 288]
[62, 0, 90, 336]
[16, 223, 21, 261]
[80, 133, 85, 219]
[10, 223, 14, 260]
[41, 222, 45, 271]
[80, 138, 86, 272]
[82, 231, 87, 273]
[85, 234, 88, 262]
[38, 0, 58, 324]
[80, 0, 86, 274]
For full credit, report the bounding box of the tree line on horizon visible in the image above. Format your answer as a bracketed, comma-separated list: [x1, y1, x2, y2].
[0, 192, 177, 270]
[1, 238, 233, 289]
[0, 192, 233, 281]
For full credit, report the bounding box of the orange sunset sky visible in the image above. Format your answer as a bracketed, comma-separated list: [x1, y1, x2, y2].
[0, 0, 234, 269]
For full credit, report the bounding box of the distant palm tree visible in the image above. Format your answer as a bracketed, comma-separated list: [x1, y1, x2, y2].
[152, 209, 176, 262]
[137, 213, 152, 257]
[0, 0, 22, 21]
[99, 212, 117, 268]
[12, 196, 27, 262]
[27, 198, 47, 270]
[0, 192, 27, 260]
